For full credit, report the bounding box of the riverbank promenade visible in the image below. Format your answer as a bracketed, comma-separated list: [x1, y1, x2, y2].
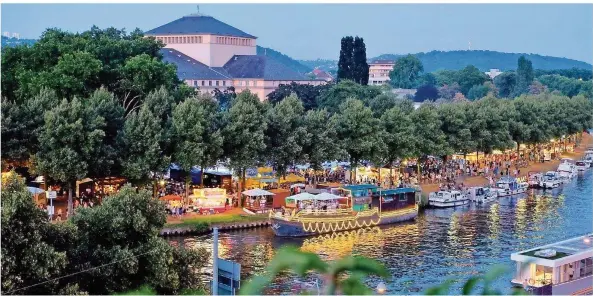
[419, 132, 593, 195]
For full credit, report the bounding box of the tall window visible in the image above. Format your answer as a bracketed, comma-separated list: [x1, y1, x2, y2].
[223, 81, 226, 86]
[201, 81, 205, 86]
[209, 81, 212, 86]
[216, 81, 219, 86]
[193, 81, 197, 87]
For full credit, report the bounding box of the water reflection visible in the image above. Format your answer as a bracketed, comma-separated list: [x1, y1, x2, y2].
[169, 170, 592, 294]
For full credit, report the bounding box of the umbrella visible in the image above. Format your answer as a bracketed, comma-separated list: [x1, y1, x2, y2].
[290, 183, 306, 189]
[27, 187, 45, 195]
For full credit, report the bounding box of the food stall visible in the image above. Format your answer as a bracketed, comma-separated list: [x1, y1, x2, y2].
[189, 188, 229, 213]
[242, 188, 274, 213]
[160, 194, 183, 214]
[269, 188, 290, 209]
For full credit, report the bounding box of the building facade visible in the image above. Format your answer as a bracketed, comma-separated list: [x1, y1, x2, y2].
[485, 68, 502, 79]
[145, 14, 324, 101]
[368, 60, 395, 85]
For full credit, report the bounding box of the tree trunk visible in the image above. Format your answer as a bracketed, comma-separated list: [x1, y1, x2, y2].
[153, 177, 158, 198]
[378, 166, 382, 187]
[241, 168, 246, 207]
[185, 176, 190, 205]
[68, 181, 73, 217]
[200, 165, 205, 188]
[389, 161, 393, 187]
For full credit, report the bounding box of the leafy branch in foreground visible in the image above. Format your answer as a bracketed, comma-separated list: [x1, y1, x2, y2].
[239, 246, 389, 295]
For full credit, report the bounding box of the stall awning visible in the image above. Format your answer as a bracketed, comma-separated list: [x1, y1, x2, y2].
[315, 192, 347, 201]
[242, 189, 274, 197]
[285, 192, 316, 201]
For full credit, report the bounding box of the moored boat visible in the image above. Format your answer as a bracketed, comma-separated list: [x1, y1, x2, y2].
[467, 186, 496, 203]
[540, 171, 562, 189]
[270, 186, 418, 237]
[576, 160, 588, 172]
[528, 172, 543, 188]
[428, 190, 469, 207]
[494, 176, 528, 197]
[558, 158, 578, 179]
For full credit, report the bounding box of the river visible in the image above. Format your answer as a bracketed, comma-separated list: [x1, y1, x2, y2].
[168, 169, 592, 294]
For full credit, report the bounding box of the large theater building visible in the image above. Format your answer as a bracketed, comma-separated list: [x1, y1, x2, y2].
[145, 14, 325, 101]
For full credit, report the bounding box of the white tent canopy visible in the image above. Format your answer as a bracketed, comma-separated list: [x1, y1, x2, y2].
[242, 189, 274, 197]
[315, 192, 347, 201]
[290, 183, 306, 189]
[286, 192, 316, 201]
[27, 187, 45, 195]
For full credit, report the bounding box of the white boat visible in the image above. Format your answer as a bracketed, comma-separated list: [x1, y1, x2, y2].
[494, 176, 528, 197]
[510, 233, 593, 295]
[540, 171, 561, 189]
[528, 172, 543, 188]
[584, 153, 593, 167]
[428, 190, 469, 207]
[467, 187, 497, 204]
[575, 161, 588, 172]
[558, 159, 577, 179]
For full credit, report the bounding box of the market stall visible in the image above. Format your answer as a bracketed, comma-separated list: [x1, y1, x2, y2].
[242, 188, 274, 213]
[189, 188, 230, 213]
[269, 188, 290, 209]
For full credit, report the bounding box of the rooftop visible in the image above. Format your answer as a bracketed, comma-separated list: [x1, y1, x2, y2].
[511, 233, 593, 267]
[146, 14, 256, 38]
[371, 60, 396, 65]
[160, 48, 231, 80]
[223, 55, 318, 81]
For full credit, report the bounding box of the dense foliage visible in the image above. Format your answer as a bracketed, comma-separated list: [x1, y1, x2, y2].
[302, 50, 592, 73]
[1, 174, 209, 295]
[337, 36, 370, 85]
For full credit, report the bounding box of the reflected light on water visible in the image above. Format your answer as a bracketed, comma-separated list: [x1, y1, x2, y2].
[168, 170, 593, 294]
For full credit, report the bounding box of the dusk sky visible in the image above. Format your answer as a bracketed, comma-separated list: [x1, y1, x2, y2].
[2, 4, 592, 63]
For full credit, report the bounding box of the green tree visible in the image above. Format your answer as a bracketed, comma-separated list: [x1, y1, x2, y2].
[389, 54, 424, 89]
[367, 92, 399, 117]
[317, 80, 363, 113]
[456, 65, 488, 95]
[86, 88, 126, 179]
[1, 172, 68, 294]
[438, 103, 474, 157]
[302, 109, 343, 178]
[416, 72, 437, 88]
[34, 97, 106, 214]
[437, 83, 461, 100]
[222, 90, 267, 200]
[515, 56, 534, 96]
[267, 82, 331, 111]
[1, 88, 59, 166]
[381, 105, 416, 184]
[68, 185, 209, 294]
[119, 106, 169, 186]
[468, 96, 514, 154]
[337, 36, 355, 82]
[171, 94, 223, 196]
[410, 103, 447, 158]
[333, 98, 383, 182]
[494, 71, 517, 98]
[264, 94, 308, 177]
[466, 84, 489, 101]
[352, 37, 369, 85]
[434, 69, 458, 87]
[213, 86, 237, 112]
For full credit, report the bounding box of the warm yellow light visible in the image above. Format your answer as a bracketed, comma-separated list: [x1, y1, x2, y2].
[159, 180, 165, 186]
[377, 282, 387, 294]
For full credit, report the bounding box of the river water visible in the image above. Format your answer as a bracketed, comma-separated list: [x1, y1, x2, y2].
[168, 169, 592, 294]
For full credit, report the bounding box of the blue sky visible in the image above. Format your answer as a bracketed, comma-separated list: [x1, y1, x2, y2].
[2, 4, 592, 63]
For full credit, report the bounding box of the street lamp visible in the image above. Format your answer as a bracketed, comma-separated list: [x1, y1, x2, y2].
[376, 282, 386, 294]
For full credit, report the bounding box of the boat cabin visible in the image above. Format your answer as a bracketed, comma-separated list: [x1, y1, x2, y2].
[375, 188, 416, 212]
[511, 234, 593, 295]
[332, 184, 378, 212]
[496, 176, 521, 190]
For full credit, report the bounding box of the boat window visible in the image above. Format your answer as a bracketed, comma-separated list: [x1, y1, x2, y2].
[399, 194, 407, 201]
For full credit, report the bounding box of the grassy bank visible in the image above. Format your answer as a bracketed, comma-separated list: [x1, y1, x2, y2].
[165, 213, 268, 228]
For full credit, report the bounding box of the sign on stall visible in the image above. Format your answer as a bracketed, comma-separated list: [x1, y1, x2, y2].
[47, 191, 57, 199]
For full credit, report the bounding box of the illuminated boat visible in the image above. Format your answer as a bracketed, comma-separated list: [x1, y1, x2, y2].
[269, 186, 418, 237]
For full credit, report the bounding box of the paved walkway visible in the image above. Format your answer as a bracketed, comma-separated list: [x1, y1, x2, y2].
[419, 132, 592, 195]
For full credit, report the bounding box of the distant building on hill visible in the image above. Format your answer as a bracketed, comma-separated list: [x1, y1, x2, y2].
[311, 68, 333, 82]
[391, 88, 417, 99]
[145, 13, 325, 101]
[485, 68, 502, 79]
[368, 60, 395, 85]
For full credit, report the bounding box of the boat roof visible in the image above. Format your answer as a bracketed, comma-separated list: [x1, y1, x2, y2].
[379, 188, 416, 195]
[497, 176, 517, 183]
[342, 184, 378, 191]
[511, 233, 593, 267]
[437, 190, 462, 194]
